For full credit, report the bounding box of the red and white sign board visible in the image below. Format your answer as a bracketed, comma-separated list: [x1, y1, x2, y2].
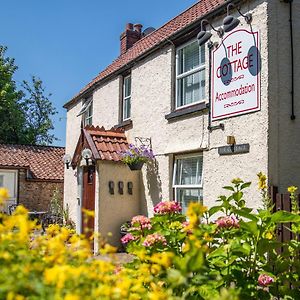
[211, 29, 260, 121]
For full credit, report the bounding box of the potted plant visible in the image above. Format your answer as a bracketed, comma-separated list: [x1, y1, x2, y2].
[120, 144, 155, 170]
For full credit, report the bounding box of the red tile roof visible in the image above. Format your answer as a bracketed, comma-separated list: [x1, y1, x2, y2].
[64, 0, 227, 108]
[0, 144, 65, 181]
[71, 126, 128, 167]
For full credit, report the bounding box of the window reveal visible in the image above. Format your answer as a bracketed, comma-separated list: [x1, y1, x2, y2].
[123, 75, 131, 120]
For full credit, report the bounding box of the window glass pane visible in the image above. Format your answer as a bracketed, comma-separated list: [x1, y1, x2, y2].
[177, 68, 205, 107]
[178, 41, 199, 75]
[0, 175, 3, 187]
[124, 76, 131, 97]
[176, 188, 203, 214]
[175, 156, 202, 186]
[83, 101, 93, 126]
[123, 97, 131, 119]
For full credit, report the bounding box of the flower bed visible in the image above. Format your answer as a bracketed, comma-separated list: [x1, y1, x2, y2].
[0, 174, 300, 299]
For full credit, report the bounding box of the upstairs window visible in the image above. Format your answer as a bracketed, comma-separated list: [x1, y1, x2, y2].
[123, 75, 131, 121]
[176, 41, 205, 109]
[77, 98, 93, 127]
[172, 154, 203, 213]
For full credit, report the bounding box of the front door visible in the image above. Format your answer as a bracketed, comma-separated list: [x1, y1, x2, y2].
[82, 166, 95, 238]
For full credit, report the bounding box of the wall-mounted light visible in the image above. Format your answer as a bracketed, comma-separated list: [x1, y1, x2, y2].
[227, 136, 236, 145]
[197, 19, 224, 47]
[118, 181, 124, 195]
[128, 182, 133, 195]
[81, 148, 92, 165]
[108, 181, 115, 195]
[223, 3, 252, 33]
[62, 154, 72, 169]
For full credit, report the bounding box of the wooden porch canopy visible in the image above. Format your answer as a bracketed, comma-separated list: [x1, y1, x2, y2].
[71, 126, 129, 169]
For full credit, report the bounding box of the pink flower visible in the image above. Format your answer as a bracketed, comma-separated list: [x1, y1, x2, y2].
[258, 274, 274, 287]
[216, 215, 240, 229]
[131, 215, 152, 230]
[142, 233, 167, 247]
[154, 201, 182, 215]
[121, 233, 137, 244]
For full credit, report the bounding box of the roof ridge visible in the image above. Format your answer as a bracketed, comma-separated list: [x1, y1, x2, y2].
[0, 143, 65, 149]
[64, 0, 227, 108]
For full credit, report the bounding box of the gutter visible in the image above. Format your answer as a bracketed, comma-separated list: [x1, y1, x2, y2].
[64, 0, 243, 109]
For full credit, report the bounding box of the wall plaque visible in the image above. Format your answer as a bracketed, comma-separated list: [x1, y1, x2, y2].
[218, 143, 250, 156]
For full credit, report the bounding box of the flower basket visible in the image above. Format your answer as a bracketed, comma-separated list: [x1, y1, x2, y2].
[119, 144, 155, 171]
[128, 161, 144, 171]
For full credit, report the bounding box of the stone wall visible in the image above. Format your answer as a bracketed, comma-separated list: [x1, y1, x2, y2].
[18, 169, 63, 212]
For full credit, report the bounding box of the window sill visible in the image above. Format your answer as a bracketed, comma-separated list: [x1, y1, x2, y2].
[114, 119, 133, 130]
[165, 102, 208, 121]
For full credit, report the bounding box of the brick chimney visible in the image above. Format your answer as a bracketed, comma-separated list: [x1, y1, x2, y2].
[120, 23, 143, 55]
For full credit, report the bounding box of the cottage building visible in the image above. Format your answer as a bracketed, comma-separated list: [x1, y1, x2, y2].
[0, 144, 64, 213]
[63, 0, 300, 246]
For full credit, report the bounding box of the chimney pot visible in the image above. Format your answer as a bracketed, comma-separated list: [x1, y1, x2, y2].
[134, 23, 143, 33]
[126, 23, 134, 31]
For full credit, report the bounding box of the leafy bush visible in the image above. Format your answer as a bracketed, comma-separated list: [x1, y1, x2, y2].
[0, 173, 300, 299]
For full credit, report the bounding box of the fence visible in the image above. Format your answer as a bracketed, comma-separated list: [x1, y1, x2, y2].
[269, 186, 300, 247]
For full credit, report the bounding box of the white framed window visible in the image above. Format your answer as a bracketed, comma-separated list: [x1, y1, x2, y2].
[176, 40, 205, 109]
[83, 101, 93, 126]
[123, 75, 131, 121]
[172, 154, 203, 213]
[0, 169, 18, 213]
[77, 98, 93, 127]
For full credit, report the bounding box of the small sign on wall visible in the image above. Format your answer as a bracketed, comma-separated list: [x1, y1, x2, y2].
[211, 29, 261, 121]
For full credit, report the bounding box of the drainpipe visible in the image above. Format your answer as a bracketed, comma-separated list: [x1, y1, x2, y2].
[283, 0, 295, 120]
[289, 0, 295, 120]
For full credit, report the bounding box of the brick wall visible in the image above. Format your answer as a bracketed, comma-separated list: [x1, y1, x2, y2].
[18, 169, 63, 212]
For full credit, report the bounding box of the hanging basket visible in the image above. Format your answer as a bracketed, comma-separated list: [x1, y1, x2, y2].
[127, 161, 144, 171]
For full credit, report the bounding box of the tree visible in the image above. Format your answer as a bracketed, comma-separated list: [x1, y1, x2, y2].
[0, 46, 26, 144]
[22, 76, 57, 145]
[0, 46, 58, 145]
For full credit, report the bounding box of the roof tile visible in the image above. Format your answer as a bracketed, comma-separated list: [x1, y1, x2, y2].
[0, 144, 65, 181]
[65, 0, 226, 107]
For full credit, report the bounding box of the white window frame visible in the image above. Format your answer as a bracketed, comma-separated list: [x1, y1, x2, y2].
[123, 75, 131, 121]
[0, 169, 18, 213]
[172, 153, 203, 207]
[83, 100, 93, 126]
[175, 39, 206, 110]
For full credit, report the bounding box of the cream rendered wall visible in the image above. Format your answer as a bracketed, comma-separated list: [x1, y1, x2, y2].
[65, 0, 271, 222]
[92, 77, 120, 128]
[268, 0, 300, 192]
[64, 101, 82, 224]
[127, 0, 269, 211]
[98, 161, 140, 247]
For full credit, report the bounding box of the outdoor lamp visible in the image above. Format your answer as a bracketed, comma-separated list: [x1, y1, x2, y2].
[81, 148, 92, 165]
[223, 3, 252, 33]
[197, 19, 224, 46]
[62, 154, 71, 169]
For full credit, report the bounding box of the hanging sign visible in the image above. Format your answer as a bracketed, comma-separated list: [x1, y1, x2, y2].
[211, 29, 260, 121]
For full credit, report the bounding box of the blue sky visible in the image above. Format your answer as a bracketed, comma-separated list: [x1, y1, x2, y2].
[0, 0, 197, 146]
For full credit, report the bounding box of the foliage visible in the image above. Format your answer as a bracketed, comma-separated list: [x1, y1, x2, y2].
[1, 173, 300, 299]
[48, 188, 75, 229]
[0, 45, 57, 145]
[120, 144, 155, 166]
[124, 178, 300, 300]
[21, 76, 57, 145]
[0, 46, 26, 144]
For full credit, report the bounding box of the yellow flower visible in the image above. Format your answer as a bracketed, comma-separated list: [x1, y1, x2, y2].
[264, 231, 274, 240]
[257, 172, 267, 190]
[82, 208, 95, 217]
[0, 188, 9, 204]
[288, 186, 298, 194]
[231, 178, 243, 185]
[64, 294, 80, 300]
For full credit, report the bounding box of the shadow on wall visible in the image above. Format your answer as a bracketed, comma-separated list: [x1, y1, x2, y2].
[145, 160, 163, 212]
